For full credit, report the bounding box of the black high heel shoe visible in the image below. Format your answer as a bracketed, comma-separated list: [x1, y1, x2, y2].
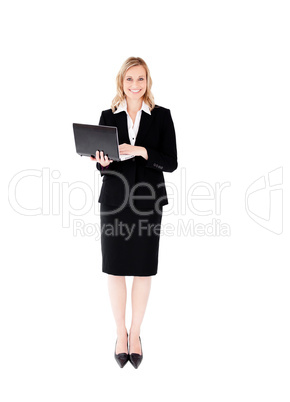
[114, 332, 129, 368]
[129, 336, 143, 369]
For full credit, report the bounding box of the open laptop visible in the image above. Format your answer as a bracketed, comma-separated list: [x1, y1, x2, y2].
[73, 123, 135, 161]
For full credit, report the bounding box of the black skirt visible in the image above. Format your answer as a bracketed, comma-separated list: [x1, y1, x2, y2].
[100, 203, 163, 276]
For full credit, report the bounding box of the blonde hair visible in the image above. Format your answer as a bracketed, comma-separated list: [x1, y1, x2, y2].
[111, 57, 155, 112]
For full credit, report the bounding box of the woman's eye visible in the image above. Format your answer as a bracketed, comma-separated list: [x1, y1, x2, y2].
[126, 77, 144, 81]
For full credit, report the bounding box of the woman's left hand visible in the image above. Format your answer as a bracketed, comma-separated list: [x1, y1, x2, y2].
[119, 144, 148, 160]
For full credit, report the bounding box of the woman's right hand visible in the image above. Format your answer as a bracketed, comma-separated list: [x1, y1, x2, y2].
[90, 150, 113, 167]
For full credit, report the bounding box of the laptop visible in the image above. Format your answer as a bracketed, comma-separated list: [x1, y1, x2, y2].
[72, 123, 135, 161]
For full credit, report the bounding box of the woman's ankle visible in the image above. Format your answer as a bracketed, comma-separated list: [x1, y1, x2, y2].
[129, 326, 140, 337]
[116, 326, 128, 337]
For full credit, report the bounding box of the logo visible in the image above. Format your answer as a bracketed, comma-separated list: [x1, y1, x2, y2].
[245, 167, 283, 234]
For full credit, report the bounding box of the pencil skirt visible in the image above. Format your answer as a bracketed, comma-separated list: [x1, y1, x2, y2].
[100, 203, 163, 276]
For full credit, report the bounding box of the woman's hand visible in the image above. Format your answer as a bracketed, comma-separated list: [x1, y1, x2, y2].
[119, 144, 148, 160]
[90, 150, 113, 167]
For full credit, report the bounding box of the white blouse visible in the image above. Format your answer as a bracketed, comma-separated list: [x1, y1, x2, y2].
[113, 98, 151, 145]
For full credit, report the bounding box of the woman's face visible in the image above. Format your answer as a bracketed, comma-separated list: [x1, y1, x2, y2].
[123, 65, 147, 102]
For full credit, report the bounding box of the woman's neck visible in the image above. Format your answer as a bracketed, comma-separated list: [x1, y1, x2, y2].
[126, 97, 143, 113]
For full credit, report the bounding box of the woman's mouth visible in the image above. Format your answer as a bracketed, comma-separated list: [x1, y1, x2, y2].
[129, 89, 142, 93]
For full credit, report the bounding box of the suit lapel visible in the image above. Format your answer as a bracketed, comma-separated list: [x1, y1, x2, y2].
[135, 111, 153, 146]
[113, 112, 130, 144]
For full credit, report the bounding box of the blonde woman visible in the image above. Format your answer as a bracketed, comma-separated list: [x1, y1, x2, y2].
[91, 57, 178, 368]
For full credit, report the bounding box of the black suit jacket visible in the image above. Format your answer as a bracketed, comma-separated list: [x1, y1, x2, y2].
[96, 105, 178, 210]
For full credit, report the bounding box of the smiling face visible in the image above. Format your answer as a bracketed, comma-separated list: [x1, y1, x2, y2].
[123, 65, 147, 102]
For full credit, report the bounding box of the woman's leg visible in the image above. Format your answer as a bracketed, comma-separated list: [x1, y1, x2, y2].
[107, 274, 128, 354]
[129, 276, 152, 354]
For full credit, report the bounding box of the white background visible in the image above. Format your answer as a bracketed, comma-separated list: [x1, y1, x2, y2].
[1, 0, 290, 401]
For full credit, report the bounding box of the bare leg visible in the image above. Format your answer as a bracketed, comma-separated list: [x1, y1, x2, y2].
[129, 276, 152, 354]
[107, 274, 128, 354]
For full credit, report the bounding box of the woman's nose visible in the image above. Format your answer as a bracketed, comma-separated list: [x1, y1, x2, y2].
[131, 80, 141, 87]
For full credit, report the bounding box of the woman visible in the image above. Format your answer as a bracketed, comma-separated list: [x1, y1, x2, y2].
[91, 56, 178, 368]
